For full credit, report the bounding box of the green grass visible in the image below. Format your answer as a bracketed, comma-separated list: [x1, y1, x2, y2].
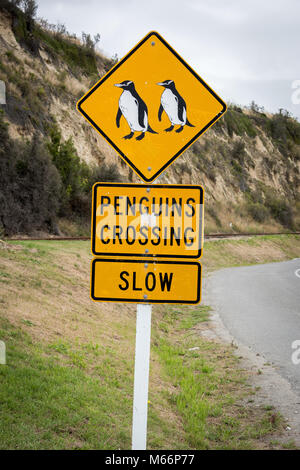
[152, 304, 284, 449]
[0, 317, 133, 450]
[0, 240, 184, 449]
[178, 306, 211, 330]
[202, 234, 300, 272]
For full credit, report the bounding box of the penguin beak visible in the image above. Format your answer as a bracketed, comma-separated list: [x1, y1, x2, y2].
[157, 82, 165, 86]
[114, 83, 123, 87]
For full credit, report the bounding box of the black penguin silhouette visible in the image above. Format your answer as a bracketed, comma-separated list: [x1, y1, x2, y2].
[115, 80, 157, 140]
[157, 80, 194, 132]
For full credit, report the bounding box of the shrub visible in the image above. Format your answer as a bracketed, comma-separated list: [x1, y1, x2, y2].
[5, 50, 20, 63]
[34, 26, 98, 76]
[88, 163, 121, 185]
[247, 202, 269, 223]
[245, 185, 295, 229]
[265, 193, 294, 228]
[206, 206, 221, 227]
[0, 117, 61, 235]
[47, 124, 89, 215]
[232, 140, 246, 163]
[47, 124, 121, 218]
[224, 107, 257, 138]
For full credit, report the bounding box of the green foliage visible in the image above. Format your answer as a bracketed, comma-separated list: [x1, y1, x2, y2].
[0, 106, 121, 235]
[267, 112, 300, 157]
[47, 124, 121, 218]
[231, 140, 246, 163]
[5, 50, 20, 63]
[206, 206, 222, 227]
[0, 58, 53, 133]
[9, 2, 39, 54]
[35, 27, 98, 76]
[47, 124, 89, 216]
[245, 185, 295, 229]
[0, 113, 61, 235]
[247, 202, 270, 223]
[223, 107, 257, 138]
[88, 162, 122, 184]
[192, 144, 217, 182]
[22, 0, 37, 23]
[264, 192, 294, 228]
[1, 1, 98, 75]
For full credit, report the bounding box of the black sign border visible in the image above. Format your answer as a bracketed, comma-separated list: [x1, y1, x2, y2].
[91, 183, 204, 259]
[91, 258, 201, 304]
[77, 31, 227, 183]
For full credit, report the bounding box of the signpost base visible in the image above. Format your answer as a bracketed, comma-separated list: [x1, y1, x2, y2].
[132, 303, 152, 450]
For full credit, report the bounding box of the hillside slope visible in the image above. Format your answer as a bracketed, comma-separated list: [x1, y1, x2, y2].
[0, 3, 299, 235]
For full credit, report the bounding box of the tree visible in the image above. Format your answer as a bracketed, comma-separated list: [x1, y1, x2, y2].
[81, 31, 100, 51]
[21, 0, 37, 30]
[0, 118, 61, 235]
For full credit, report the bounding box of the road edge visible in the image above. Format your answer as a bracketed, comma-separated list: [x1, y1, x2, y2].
[202, 273, 300, 448]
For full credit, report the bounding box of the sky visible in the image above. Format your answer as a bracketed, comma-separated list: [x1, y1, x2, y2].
[36, 0, 300, 120]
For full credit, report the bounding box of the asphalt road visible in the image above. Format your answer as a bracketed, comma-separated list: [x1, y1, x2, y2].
[207, 259, 300, 394]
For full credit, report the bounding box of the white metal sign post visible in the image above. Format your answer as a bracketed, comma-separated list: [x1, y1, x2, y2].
[132, 180, 155, 451]
[132, 303, 152, 450]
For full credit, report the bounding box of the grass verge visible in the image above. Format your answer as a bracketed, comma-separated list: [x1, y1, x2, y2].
[0, 235, 299, 449]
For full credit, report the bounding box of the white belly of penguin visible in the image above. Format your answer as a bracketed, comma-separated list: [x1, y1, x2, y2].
[119, 91, 147, 132]
[161, 89, 186, 125]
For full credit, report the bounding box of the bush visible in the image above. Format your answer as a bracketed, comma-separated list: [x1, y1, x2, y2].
[245, 186, 295, 229]
[0, 110, 122, 235]
[247, 202, 269, 223]
[88, 163, 121, 184]
[47, 124, 121, 218]
[0, 117, 61, 235]
[206, 206, 221, 227]
[34, 26, 98, 76]
[232, 140, 246, 163]
[265, 193, 294, 228]
[47, 124, 89, 215]
[224, 107, 257, 138]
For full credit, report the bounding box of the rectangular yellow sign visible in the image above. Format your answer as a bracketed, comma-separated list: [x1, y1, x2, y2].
[91, 259, 201, 304]
[92, 183, 204, 259]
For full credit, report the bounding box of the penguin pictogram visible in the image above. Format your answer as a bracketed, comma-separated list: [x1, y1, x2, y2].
[115, 80, 157, 140]
[157, 80, 194, 132]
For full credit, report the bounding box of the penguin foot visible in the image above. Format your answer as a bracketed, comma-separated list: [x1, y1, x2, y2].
[164, 125, 174, 132]
[136, 132, 145, 141]
[123, 132, 134, 140]
[176, 126, 184, 133]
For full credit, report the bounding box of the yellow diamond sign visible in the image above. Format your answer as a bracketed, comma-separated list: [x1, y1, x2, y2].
[77, 31, 226, 182]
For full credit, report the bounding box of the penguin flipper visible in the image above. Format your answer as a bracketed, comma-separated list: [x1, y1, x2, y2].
[158, 104, 164, 121]
[177, 99, 185, 123]
[138, 101, 148, 129]
[116, 107, 122, 128]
